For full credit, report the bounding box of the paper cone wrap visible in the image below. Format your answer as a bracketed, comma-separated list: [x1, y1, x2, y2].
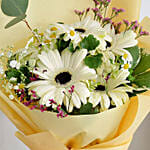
[0, 0, 150, 149]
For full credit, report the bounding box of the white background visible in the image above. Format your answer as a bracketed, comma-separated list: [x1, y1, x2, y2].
[0, 0, 150, 150]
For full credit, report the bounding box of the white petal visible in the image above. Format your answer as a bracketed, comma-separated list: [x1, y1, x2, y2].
[40, 90, 55, 105]
[108, 91, 123, 107]
[73, 63, 97, 81]
[70, 49, 87, 70]
[61, 49, 72, 68]
[72, 92, 81, 108]
[101, 93, 110, 109]
[33, 85, 56, 97]
[74, 82, 89, 104]
[38, 51, 55, 72]
[27, 80, 49, 88]
[48, 50, 63, 69]
[116, 30, 138, 49]
[54, 88, 65, 105]
[89, 92, 101, 107]
[33, 70, 49, 80]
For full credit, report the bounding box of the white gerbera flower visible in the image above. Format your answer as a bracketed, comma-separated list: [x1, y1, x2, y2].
[72, 16, 103, 36]
[104, 24, 138, 55]
[89, 70, 133, 111]
[27, 49, 97, 112]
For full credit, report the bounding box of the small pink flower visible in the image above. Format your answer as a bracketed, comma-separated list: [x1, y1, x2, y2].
[30, 105, 37, 110]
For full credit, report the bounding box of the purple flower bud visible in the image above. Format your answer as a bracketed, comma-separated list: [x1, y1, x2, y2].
[92, 7, 99, 13]
[118, 8, 125, 13]
[86, 7, 90, 12]
[93, 0, 100, 5]
[97, 13, 103, 20]
[107, 0, 111, 3]
[112, 7, 117, 12]
[140, 31, 149, 36]
[123, 19, 130, 26]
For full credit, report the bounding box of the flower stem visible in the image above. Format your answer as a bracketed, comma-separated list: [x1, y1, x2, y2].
[23, 19, 41, 44]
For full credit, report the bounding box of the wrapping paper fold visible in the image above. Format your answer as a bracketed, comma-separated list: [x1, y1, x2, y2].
[0, 0, 150, 149]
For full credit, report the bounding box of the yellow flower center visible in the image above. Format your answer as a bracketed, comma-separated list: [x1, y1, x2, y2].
[99, 35, 105, 38]
[19, 84, 25, 89]
[50, 27, 58, 31]
[39, 33, 44, 36]
[123, 64, 129, 69]
[70, 30, 75, 37]
[123, 53, 128, 59]
[50, 33, 56, 39]
[44, 40, 51, 43]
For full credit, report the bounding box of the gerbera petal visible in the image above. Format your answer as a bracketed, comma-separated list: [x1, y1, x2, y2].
[54, 88, 65, 105]
[48, 50, 63, 69]
[72, 92, 81, 108]
[101, 93, 110, 110]
[38, 51, 55, 72]
[74, 82, 89, 104]
[70, 49, 87, 70]
[73, 63, 97, 81]
[108, 91, 123, 107]
[40, 90, 55, 106]
[33, 70, 49, 80]
[61, 49, 72, 68]
[115, 30, 138, 49]
[89, 92, 101, 107]
[27, 80, 49, 88]
[33, 85, 56, 97]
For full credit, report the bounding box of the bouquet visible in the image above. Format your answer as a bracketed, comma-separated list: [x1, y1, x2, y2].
[0, 0, 150, 149]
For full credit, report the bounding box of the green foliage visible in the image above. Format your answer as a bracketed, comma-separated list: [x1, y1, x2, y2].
[133, 53, 150, 76]
[5, 68, 21, 83]
[1, 0, 29, 28]
[56, 34, 71, 53]
[1, 0, 29, 16]
[68, 42, 75, 53]
[125, 46, 140, 69]
[84, 54, 103, 69]
[71, 103, 100, 115]
[5, 14, 26, 29]
[80, 35, 100, 51]
[133, 71, 150, 88]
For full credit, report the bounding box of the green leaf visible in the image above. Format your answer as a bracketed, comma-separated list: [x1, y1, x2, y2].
[125, 46, 140, 69]
[20, 66, 31, 77]
[79, 103, 93, 114]
[1, 0, 29, 17]
[5, 68, 21, 83]
[68, 42, 75, 53]
[56, 34, 71, 53]
[5, 14, 26, 29]
[133, 71, 150, 88]
[84, 54, 103, 69]
[133, 53, 150, 76]
[80, 34, 100, 51]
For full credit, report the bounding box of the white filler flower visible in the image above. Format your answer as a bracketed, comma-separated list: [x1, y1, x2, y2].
[27, 49, 96, 112]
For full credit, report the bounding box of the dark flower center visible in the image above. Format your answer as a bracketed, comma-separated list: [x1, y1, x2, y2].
[75, 28, 86, 33]
[55, 72, 72, 85]
[95, 85, 106, 91]
[106, 41, 112, 48]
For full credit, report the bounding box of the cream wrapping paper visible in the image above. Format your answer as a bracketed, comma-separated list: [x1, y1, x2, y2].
[0, 0, 150, 149]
